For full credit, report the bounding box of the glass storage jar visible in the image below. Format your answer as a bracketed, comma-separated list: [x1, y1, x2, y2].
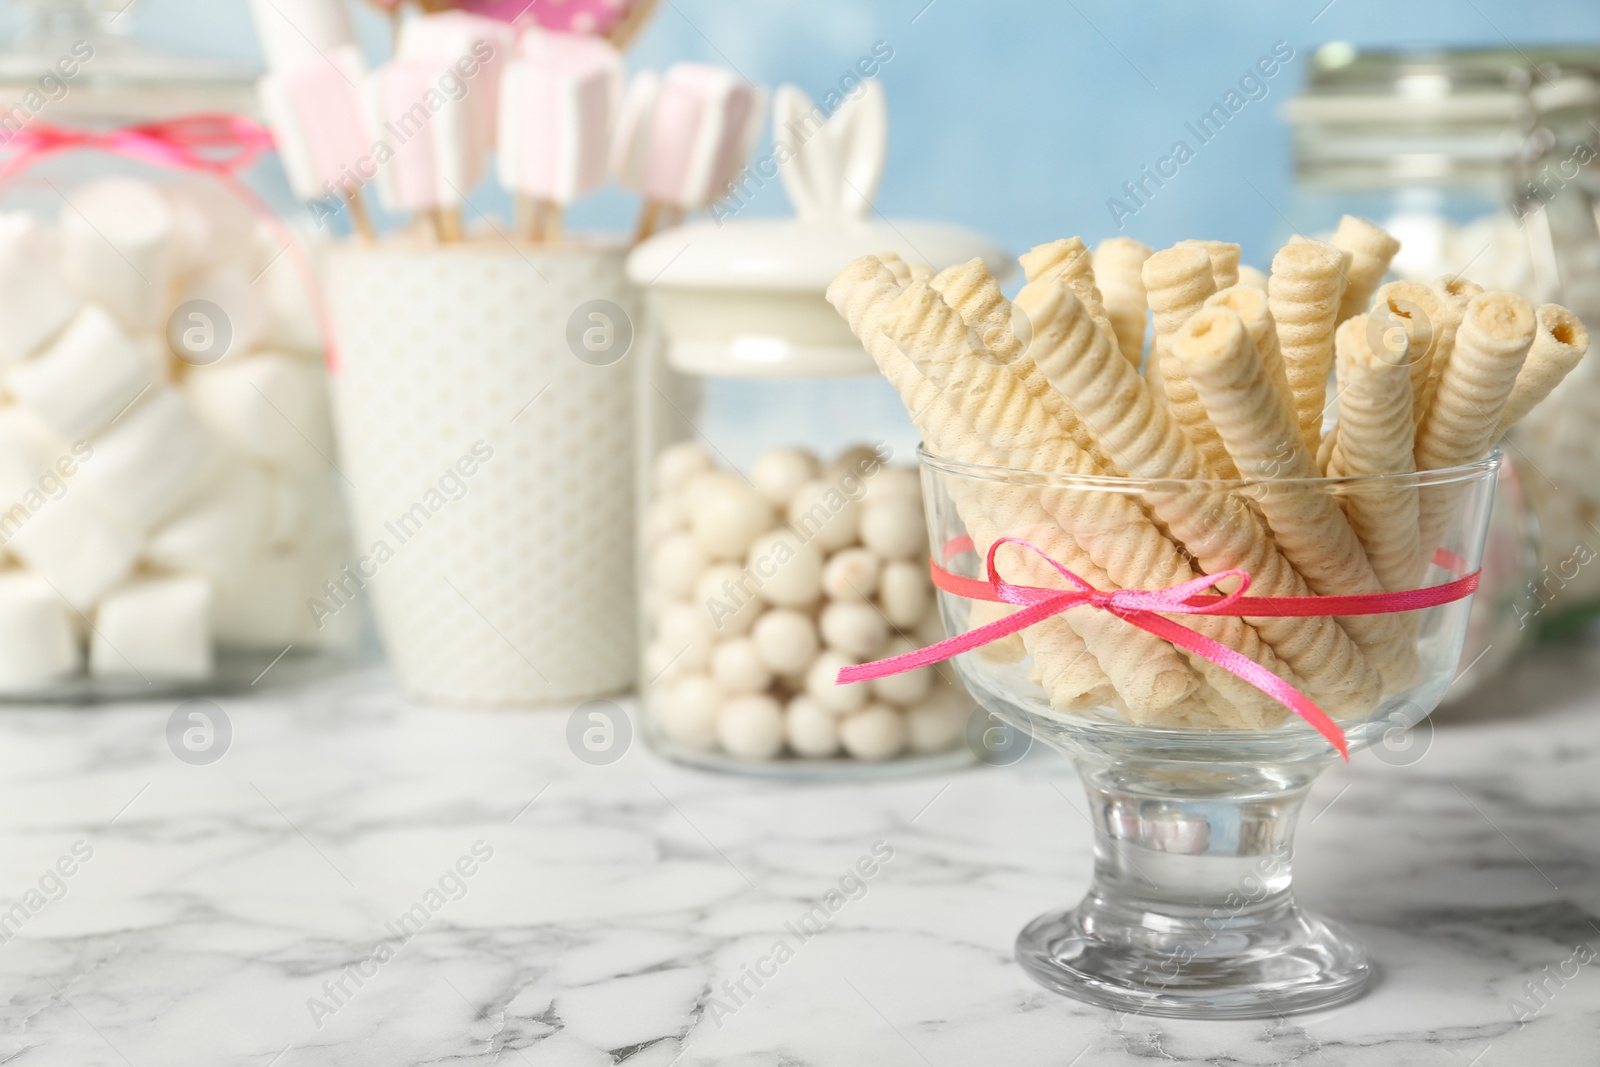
[1283, 45, 1600, 685]
[0, 0, 356, 698]
[626, 77, 1010, 774]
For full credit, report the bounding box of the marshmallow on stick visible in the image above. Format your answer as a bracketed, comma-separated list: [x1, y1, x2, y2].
[1495, 305, 1590, 438]
[620, 64, 766, 240]
[926, 255, 1124, 477]
[1092, 237, 1153, 368]
[498, 34, 623, 242]
[1269, 236, 1350, 454]
[1330, 215, 1400, 323]
[1012, 278, 1380, 718]
[1328, 314, 1421, 592]
[248, 0, 357, 75]
[1143, 244, 1236, 478]
[1170, 306, 1416, 688]
[1414, 292, 1537, 565]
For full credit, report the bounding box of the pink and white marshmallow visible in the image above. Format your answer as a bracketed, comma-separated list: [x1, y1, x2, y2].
[618, 63, 766, 212]
[497, 34, 622, 206]
[258, 45, 370, 203]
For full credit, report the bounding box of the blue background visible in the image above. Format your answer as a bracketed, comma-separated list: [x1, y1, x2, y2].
[10, 0, 1600, 267]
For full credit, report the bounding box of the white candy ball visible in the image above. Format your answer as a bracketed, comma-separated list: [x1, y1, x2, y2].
[695, 564, 763, 636]
[870, 637, 933, 706]
[829, 443, 886, 480]
[880, 560, 932, 629]
[915, 609, 949, 647]
[682, 470, 744, 512]
[839, 703, 909, 761]
[820, 601, 889, 659]
[785, 695, 840, 757]
[859, 497, 927, 560]
[711, 637, 774, 694]
[650, 533, 706, 598]
[822, 547, 880, 602]
[692, 480, 773, 561]
[752, 447, 821, 506]
[655, 674, 721, 749]
[805, 649, 869, 714]
[787, 480, 860, 552]
[655, 441, 712, 494]
[717, 694, 785, 760]
[751, 608, 820, 676]
[746, 528, 823, 608]
[865, 465, 922, 502]
[643, 496, 686, 544]
[643, 640, 687, 684]
[907, 688, 969, 754]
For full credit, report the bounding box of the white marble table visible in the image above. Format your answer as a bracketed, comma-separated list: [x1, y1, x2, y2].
[1, 644, 1598, 1067]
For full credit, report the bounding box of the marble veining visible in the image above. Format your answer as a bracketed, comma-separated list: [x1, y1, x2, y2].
[0, 644, 1597, 1066]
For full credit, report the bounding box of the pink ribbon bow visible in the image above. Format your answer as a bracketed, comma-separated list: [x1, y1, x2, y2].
[838, 537, 1483, 759]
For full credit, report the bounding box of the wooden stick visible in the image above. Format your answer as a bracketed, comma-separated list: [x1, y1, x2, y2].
[607, 0, 660, 50]
[417, 211, 441, 245]
[543, 201, 564, 246]
[437, 207, 463, 243]
[343, 185, 375, 243]
[634, 199, 662, 244]
[514, 192, 537, 243]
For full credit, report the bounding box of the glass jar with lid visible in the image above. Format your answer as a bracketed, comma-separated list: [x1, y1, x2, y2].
[1283, 45, 1600, 689]
[0, 0, 355, 699]
[628, 82, 1008, 775]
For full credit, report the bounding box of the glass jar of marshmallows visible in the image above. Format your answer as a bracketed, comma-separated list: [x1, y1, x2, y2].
[0, 0, 355, 698]
[628, 205, 1009, 775]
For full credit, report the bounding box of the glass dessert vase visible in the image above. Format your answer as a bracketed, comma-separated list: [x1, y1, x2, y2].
[916, 449, 1502, 1018]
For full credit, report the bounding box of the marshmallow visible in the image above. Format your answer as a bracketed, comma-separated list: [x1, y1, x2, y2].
[173, 266, 267, 363]
[362, 58, 486, 214]
[81, 387, 223, 533]
[248, 0, 358, 76]
[610, 70, 661, 191]
[259, 46, 370, 204]
[0, 571, 80, 690]
[58, 178, 172, 333]
[212, 548, 317, 649]
[185, 353, 334, 473]
[8, 305, 155, 442]
[0, 214, 81, 365]
[637, 64, 766, 210]
[146, 463, 272, 578]
[5, 488, 141, 613]
[0, 406, 62, 509]
[253, 229, 323, 356]
[498, 37, 622, 206]
[161, 180, 259, 277]
[90, 576, 213, 680]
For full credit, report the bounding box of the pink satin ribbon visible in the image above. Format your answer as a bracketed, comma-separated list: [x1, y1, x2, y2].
[838, 537, 1483, 759]
[0, 115, 339, 372]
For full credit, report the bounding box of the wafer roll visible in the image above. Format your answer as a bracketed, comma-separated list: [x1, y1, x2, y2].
[1176, 239, 1242, 290]
[1145, 245, 1235, 478]
[1415, 292, 1536, 564]
[1093, 237, 1152, 368]
[931, 257, 1125, 477]
[1330, 216, 1400, 323]
[1020, 237, 1116, 345]
[1172, 306, 1414, 688]
[1016, 278, 1380, 717]
[1206, 284, 1292, 426]
[890, 278, 1314, 724]
[1237, 265, 1268, 291]
[1438, 275, 1484, 309]
[1371, 281, 1450, 426]
[1269, 236, 1350, 454]
[1329, 314, 1420, 591]
[828, 258, 1120, 713]
[1496, 304, 1589, 438]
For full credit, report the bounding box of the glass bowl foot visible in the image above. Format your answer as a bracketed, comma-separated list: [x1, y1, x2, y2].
[1016, 895, 1372, 1019]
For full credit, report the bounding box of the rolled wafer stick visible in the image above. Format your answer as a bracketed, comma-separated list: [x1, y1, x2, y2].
[929, 256, 1125, 478]
[1206, 284, 1292, 415]
[1316, 429, 1338, 475]
[1145, 245, 1235, 478]
[1414, 292, 1537, 564]
[1176, 239, 1242, 290]
[1438, 275, 1485, 309]
[1019, 237, 1116, 345]
[1269, 236, 1350, 454]
[1171, 306, 1415, 688]
[1092, 236, 1152, 368]
[827, 260, 1122, 713]
[1014, 278, 1380, 716]
[1331, 215, 1400, 323]
[1495, 304, 1590, 438]
[1329, 314, 1420, 591]
[1237, 264, 1269, 291]
[899, 277, 1313, 726]
[1370, 281, 1450, 427]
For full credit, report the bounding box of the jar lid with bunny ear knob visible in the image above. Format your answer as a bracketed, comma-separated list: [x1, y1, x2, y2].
[626, 80, 1010, 377]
